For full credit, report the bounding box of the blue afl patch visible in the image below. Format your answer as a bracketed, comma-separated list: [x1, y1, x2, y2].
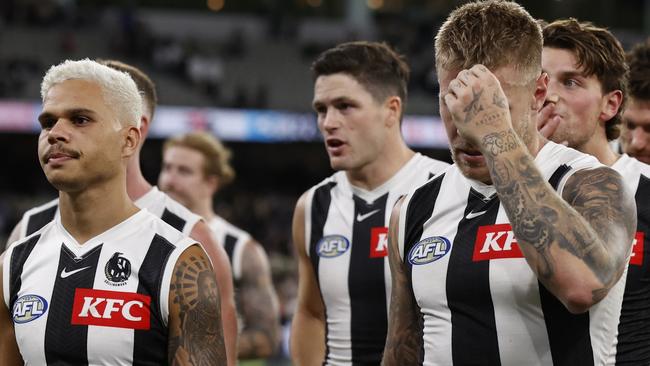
[317, 235, 350, 258]
[12, 294, 48, 324]
[408, 236, 451, 265]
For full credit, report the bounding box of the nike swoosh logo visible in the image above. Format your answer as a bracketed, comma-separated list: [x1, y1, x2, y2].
[357, 209, 381, 222]
[465, 210, 488, 219]
[60, 266, 92, 279]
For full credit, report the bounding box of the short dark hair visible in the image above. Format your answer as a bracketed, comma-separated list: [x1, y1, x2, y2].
[543, 18, 628, 141]
[627, 38, 650, 101]
[98, 59, 158, 119]
[311, 41, 410, 108]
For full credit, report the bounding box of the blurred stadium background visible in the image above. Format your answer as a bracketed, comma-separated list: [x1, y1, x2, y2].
[0, 0, 647, 362]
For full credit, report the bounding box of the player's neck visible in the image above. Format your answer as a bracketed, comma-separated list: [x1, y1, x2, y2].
[126, 154, 153, 201]
[346, 140, 415, 191]
[58, 179, 139, 244]
[193, 200, 216, 222]
[578, 136, 620, 167]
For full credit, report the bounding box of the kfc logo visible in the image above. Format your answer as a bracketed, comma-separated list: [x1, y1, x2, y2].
[472, 224, 524, 262]
[71, 288, 150, 329]
[370, 227, 389, 258]
[630, 231, 645, 266]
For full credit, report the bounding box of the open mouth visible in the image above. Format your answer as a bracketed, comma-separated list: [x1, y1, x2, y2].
[326, 138, 344, 148]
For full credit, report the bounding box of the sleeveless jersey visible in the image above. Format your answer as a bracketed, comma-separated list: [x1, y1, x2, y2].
[208, 215, 252, 283]
[305, 153, 448, 365]
[398, 142, 626, 365]
[16, 186, 201, 240]
[2, 209, 195, 365]
[612, 154, 650, 365]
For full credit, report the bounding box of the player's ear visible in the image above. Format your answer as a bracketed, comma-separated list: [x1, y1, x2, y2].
[532, 73, 548, 111]
[385, 96, 402, 128]
[122, 125, 141, 159]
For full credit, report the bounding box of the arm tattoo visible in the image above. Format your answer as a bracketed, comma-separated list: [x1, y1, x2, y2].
[463, 89, 484, 125]
[482, 130, 520, 156]
[170, 254, 226, 366]
[485, 149, 633, 295]
[383, 211, 422, 365]
[237, 247, 280, 359]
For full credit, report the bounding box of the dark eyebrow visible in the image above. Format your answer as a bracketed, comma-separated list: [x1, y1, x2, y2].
[38, 108, 98, 122]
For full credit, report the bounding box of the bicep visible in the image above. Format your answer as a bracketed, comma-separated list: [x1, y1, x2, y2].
[563, 167, 637, 263]
[168, 244, 226, 365]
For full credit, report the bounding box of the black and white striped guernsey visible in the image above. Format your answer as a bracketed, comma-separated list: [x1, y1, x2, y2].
[398, 142, 626, 365]
[16, 186, 200, 241]
[208, 215, 252, 283]
[304, 153, 448, 365]
[2, 209, 195, 365]
[612, 154, 650, 365]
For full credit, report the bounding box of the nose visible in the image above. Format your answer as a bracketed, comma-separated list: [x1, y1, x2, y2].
[628, 127, 648, 151]
[320, 108, 340, 133]
[46, 119, 70, 144]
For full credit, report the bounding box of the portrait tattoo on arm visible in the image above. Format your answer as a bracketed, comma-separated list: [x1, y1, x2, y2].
[169, 251, 227, 366]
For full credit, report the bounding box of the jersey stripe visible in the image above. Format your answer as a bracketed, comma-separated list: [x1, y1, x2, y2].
[349, 193, 388, 363]
[223, 234, 237, 265]
[547, 164, 570, 190]
[9, 234, 40, 307]
[161, 209, 187, 233]
[25, 206, 57, 237]
[617, 174, 650, 365]
[447, 189, 501, 365]
[309, 181, 336, 362]
[44, 244, 103, 365]
[133, 234, 176, 365]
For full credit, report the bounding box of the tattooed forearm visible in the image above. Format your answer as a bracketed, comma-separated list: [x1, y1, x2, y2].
[383, 203, 422, 366]
[484, 149, 633, 292]
[482, 130, 520, 156]
[170, 251, 227, 366]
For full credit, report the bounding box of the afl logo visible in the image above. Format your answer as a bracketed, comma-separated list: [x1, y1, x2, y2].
[317, 235, 350, 258]
[105, 252, 131, 286]
[12, 294, 48, 324]
[408, 236, 451, 265]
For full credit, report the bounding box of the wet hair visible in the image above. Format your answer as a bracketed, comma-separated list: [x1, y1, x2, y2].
[543, 18, 628, 140]
[163, 132, 235, 187]
[311, 41, 410, 109]
[41, 58, 142, 128]
[435, 0, 543, 85]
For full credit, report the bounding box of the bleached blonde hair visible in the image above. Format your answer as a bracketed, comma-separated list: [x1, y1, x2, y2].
[41, 58, 142, 128]
[435, 0, 542, 86]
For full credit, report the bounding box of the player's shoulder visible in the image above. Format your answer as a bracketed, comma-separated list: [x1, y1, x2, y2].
[614, 154, 650, 178]
[137, 209, 196, 249]
[210, 215, 251, 241]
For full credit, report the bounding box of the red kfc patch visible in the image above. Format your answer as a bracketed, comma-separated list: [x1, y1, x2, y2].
[370, 227, 389, 258]
[630, 231, 645, 266]
[472, 224, 524, 262]
[71, 288, 151, 330]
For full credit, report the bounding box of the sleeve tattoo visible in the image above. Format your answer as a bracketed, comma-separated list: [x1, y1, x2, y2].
[482, 131, 635, 300]
[169, 251, 227, 366]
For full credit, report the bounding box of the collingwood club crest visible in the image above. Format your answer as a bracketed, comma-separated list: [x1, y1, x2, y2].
[104, 252, 131, 286]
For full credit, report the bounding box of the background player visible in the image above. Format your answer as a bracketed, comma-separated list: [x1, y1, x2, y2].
[5, 59, 238, 366]
[158, 131, 281, 361]
[539, 19, 650, 364]
[0, 59, 225, 365]
[621, 39, 650, 165]
[383, 2, 636, 364]
[290, 41, 449, 365]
